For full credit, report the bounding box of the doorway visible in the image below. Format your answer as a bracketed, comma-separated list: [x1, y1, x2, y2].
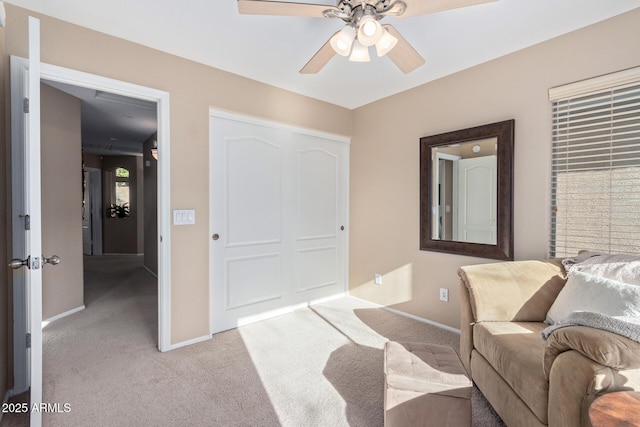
[10, 57, 172, 397]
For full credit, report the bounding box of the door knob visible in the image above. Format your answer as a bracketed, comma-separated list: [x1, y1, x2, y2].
[8, 257, 30, 270]
[212, 234, 220, 241]
[43, 255, 61, 266]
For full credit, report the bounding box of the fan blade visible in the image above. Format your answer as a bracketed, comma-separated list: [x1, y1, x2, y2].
[300, 33, 337, 74]
[238, 0, 339, 17]
[399, 0, 497, 18]
[383, 25, 425, 74]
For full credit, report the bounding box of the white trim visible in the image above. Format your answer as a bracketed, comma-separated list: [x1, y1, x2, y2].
[232, 293, 347, 331]
[164, 334, 211, 351]
[11, 56, 172, 353]
[42, 305, 85, 327]
[208, 108, 351, 144]
[549, 65, 640, 100]
[348, 296, 461, 335]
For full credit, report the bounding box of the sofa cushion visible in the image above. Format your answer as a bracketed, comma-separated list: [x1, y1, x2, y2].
[545, 271, 640, 324]
[473, 322, 549, 424]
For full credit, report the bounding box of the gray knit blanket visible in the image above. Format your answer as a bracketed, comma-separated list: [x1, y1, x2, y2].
[542, 311, 640, 343]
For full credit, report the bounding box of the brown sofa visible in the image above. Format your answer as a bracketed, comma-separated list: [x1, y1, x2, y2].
[458, 259, 640, 427]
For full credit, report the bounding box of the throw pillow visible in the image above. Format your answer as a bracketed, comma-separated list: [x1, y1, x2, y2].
[545, 270, 640, 325]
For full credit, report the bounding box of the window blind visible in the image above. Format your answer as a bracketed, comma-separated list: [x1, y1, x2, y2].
[549, 71, 640, 257]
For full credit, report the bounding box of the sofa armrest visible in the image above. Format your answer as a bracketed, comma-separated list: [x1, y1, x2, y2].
[458, 259, 566, 322]
[544, 326, 640, 378]
[548, 350, 640, 427]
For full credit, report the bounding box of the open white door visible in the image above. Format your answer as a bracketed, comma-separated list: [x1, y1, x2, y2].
[26, 17, 44, 427]
[8, 17, 49, 427]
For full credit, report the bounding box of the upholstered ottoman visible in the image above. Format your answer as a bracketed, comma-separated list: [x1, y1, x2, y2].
[383, 342, 472, 427]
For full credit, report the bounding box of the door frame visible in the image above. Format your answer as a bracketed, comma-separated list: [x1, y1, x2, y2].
[208, 108, 350, 334]
[10, 57, 173, 394]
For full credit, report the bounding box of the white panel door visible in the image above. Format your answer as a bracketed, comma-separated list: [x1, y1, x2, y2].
[210, 114, 348, 334]
[293, 134, 347, 303]
[211, 117, 294, 333]
[456, 155, 497, 244]
[9, 17, 45, 427]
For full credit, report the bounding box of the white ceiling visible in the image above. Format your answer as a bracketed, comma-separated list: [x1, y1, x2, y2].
[43, 80, 157, 156]
[8, 0, 640, 109]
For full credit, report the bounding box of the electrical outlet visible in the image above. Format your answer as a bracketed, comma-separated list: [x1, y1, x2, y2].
[374, 273, 383, 286]
[439, 288, 449, 302]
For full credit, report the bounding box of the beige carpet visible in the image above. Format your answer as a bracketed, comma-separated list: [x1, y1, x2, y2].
[1, 255, 504, 427]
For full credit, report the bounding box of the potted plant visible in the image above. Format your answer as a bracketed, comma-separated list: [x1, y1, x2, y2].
[106, 203, 130, 218]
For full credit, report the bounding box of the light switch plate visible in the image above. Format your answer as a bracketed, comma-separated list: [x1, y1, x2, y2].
[173, 209, 195, 225]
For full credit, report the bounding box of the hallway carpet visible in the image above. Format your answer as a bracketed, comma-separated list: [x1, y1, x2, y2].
[1, 255, 504, 426]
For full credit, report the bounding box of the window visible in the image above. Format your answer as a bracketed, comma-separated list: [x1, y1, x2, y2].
[549, 67, 640, 257]
[106, 167, 131, 218]
[114, 167, 130, 206]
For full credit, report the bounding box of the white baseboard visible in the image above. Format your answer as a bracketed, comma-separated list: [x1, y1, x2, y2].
[347, 295, 461, 335]
[232, 292, 347, 329]
[164, 334, 211, 352]
[143, 265, 158, 278]
[308, 292, 347, 307]
[42, 305, 85, 328]
[101, 253, 144, 256]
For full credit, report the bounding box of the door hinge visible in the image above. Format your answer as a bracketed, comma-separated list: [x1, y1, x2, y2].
[21, 214, 30, 230]
[26, 333, 31, 349]
[23, 98, 29, 114]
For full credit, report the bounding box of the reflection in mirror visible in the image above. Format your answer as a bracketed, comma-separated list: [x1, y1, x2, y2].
[420, 120, 514, 260]
[432, 138, 497, 244]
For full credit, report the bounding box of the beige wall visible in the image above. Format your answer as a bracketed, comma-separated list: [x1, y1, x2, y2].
[40, 83, 84, 320]
[349, 8, 640, 329]
[143, 135, 158, 275]
[3, 4, 351, 345]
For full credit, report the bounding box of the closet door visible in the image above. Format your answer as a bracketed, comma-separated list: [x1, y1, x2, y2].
[210, 113, 348, 334]
[292, 134, 347, 304]
[210, 117, 294, 334]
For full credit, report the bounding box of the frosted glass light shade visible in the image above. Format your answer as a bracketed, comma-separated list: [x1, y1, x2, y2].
[357, 15, 382, 47]
[330, 26, 356, 56]
[349, 40, 370, 62]
[375, 28, 398, 57]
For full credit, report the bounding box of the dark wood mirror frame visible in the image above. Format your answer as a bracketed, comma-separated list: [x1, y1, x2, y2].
[420, 120, 514, 260]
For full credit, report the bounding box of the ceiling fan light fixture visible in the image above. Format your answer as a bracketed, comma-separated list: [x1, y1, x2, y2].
[349, 40, 370, 62]
[357, 14, 382, 47]
[330, 25, 356, 56]
[375, 28, 398, 57]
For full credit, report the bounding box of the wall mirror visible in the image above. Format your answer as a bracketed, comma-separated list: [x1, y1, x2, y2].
[420, 120, 514, 260]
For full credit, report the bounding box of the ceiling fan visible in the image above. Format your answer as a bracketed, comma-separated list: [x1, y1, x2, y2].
[237, 0, 496, 74]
